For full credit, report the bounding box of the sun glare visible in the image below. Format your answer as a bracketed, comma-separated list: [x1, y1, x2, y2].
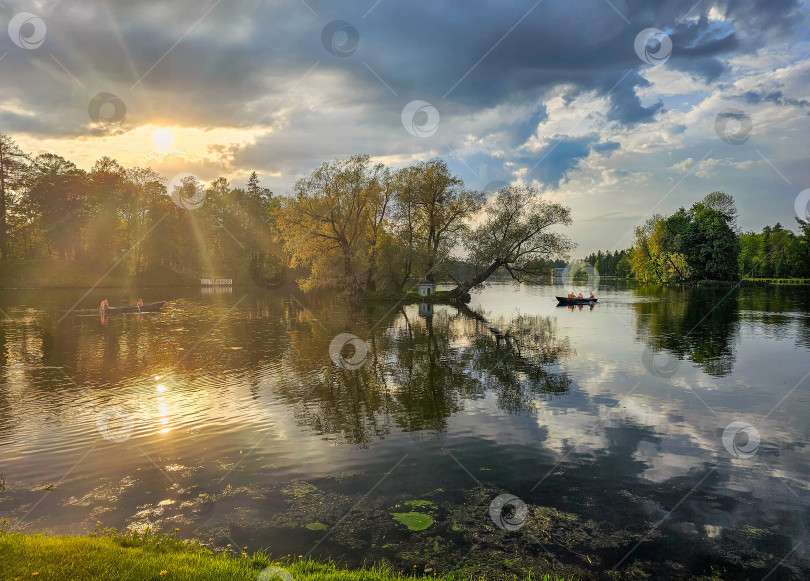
[151, 128, 175, 150]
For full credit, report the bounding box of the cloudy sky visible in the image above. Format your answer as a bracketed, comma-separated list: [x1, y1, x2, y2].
[2, 0, 809, 254]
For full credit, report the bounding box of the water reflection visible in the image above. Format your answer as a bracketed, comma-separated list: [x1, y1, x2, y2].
[632, 286, 740, 377]
[0, 284, 808, 579]
[261, 301, 573, 445]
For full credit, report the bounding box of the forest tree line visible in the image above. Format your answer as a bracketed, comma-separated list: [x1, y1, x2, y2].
[4, 130, 804, 292]
[0, 133, 277, 281]
[0, 135, 575, 296]
[585, 192, 810, 282]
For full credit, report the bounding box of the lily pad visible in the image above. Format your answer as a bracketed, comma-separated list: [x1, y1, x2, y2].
[392, 511, 434, 531]
[305, 522, 328, 531]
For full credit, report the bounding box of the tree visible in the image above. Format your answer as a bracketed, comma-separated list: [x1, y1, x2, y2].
[385, 165, 423, 291]
[24, 154, 88, 259]
[630, 197, 740, 283]
[247, 171, 273, 205]
[452, 185, 572, 296]
[123, 167, 164, 274]
[701, 191, 738, 230]
[681, 204, 739, 280]
[0, 134, 29, 259]
[363, 165, 394, 291]
[86, 157, 127, 263]
[658, 209, 693, 281]
[278, 155, 392, 294]
[410, 159, 483, 282]
[616, 254, 632, 278]
[630, 215, 666, 283]
[793, 216, 810, 277]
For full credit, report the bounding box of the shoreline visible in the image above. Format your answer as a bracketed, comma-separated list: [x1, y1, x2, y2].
[1, 259, 808, 291]
[0, 530, 572, 581]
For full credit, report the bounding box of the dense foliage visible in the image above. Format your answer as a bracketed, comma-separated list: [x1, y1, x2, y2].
[4, 131, 803, 290]
[0, 134, 277, 281]
[0, 135, 574, 293]
[586, 192, 810, 282]
[583, 249, 631, 277]
[738, 220, 810, 278]
[268, 156, 573, 294]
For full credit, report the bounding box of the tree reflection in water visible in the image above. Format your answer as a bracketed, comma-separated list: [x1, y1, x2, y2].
[633, 285, 740, 377]
[273, 301, 574, 445]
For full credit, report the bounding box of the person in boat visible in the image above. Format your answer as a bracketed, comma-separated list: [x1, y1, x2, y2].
[568, 292, 575, 299]
[589, 292, 595, 300]
[577, 293, 583, 299]
[100, 298, 109, 311]
[137, 299, 144, 307]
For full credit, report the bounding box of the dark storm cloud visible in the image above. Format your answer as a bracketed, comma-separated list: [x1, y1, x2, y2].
[742, 89, 809, 107]
[523, 134, 619, 189]
[603, 71, 665, 125]
[0, 0, 803, 185]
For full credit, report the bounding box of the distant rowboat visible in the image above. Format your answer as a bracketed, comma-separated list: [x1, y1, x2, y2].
[556, 296, 597, 305]
[100, 301, 165, 314]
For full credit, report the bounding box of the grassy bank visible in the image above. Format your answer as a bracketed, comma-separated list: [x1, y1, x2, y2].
[744, 277, 810, 285]
[0, 530, 573, 581]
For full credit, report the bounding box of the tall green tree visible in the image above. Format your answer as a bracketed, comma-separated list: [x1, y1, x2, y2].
[630, 195, 740, 282]
[701, 191, 738, 230]
[681, 203, 739, 280]
[86, 157, 127, 264]
[24, 154, 88, 259]
[410, 159, 483, 282]
[277, 155, 392, 293]
[247, 171, 273, 205]
[453, 185, 572, 296]
[0, 134, 29, 259]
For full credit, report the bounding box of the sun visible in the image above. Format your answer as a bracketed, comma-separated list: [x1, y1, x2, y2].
[151, 128, 175, 150]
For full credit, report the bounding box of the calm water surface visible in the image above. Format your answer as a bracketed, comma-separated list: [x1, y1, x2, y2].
[1, 283, 809, 579]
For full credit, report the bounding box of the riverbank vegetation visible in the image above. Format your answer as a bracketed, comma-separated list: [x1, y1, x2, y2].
[0, 134, 278, 285]
[584, 192, 810, 284]
[3, 132, 807, 293]
[274, 155, 574, 299]
[0, 530, 574, 581]
[0, 135, 574, 298]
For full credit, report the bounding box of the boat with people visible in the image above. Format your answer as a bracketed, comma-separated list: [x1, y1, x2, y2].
[556, 292, 597, 305]
[99, 300, 165, 314]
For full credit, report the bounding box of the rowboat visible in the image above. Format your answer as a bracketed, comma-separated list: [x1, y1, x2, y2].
[100, 301, 165, 314]
[556, 296, 597, 305]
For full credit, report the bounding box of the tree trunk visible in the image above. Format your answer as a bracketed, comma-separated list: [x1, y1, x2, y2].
[666, 255, 686, 281]
[0, 148, 6, 259]
[450, 260, 502, 297]
[397, 260, 410, 292]
[365, 266, 376, 291]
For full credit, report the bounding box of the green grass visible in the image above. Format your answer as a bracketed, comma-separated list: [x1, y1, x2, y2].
[744, 277, 810, 285]
[0, 530, 574, 581]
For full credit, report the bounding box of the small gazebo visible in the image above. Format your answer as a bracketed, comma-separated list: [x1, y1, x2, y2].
[417, 280, 436, 297]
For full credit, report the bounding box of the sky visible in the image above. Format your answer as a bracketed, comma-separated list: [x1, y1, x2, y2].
[2, 0, 809, 255]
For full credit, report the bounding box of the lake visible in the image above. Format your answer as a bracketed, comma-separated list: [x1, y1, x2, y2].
[1, 282, 808, 579]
